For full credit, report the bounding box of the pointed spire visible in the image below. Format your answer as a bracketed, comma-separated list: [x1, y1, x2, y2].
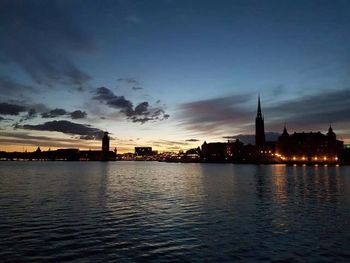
[257, 95, 262, 118]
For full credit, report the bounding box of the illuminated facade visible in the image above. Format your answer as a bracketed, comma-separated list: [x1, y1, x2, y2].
[276, 125, 343, 164]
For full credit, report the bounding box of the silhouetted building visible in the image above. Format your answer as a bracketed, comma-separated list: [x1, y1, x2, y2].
[201, 139, 245, 162]
[101, 132, 110, 161]
[255, 95, 265, 148]
[56, 149, 80, 161]
[201, 141, 228, 162]
[135, 147, 153, 156]
[276, 125, 343, 163]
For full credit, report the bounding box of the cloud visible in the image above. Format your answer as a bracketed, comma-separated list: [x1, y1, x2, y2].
[148, 139, 190, 147]
[0, 76, 35, 97]
[94, 87, 133, 114]
[70, 110, 87, 119]
[0, 116, 13, 122]
[134, 102, 149, 115]
[20, 108, 37, 121]
[93, 87, 169, 123]
[132, 86, 143, 91]
[0, 1, 93, 89]
[41, 108, 67, 118]
[185, 139, 199, 142]
[0, 131, 100, 148]
[0, 102, 27, 115]
[177, 94, 254, 134]
[265, 89, 350, 126]
[20, 120, 104, 140]
[117, 78, 139, 84]
[40, 108, 87, 120]
[177, 88, 350, 136]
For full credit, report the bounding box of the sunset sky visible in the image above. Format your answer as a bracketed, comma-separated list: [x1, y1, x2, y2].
[1, 0, 350, 153]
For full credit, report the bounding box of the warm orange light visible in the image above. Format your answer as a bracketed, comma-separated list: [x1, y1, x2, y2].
[292, 156, 296, 160]
[323, 156, 327, 161]
[302, 156, 306, 160]
[314, 156, 318, 160]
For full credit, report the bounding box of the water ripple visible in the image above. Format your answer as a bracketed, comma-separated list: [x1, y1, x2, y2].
[0, 162, 349, 262]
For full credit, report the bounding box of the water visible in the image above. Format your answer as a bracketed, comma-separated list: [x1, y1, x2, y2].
[0, 162, 349, 262]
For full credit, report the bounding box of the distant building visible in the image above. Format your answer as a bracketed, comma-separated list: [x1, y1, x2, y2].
[102, 132, 110, 161]
[276, 125, 343, 163]
[135, 147, 153, 156]
[201, 139, 245, 162]
[255, 95, 265, 148]
[201, 141, 228, 162]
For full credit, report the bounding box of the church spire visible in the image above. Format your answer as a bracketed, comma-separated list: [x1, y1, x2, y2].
[257, 95, 262, 119]
[255, 95, 265, 147]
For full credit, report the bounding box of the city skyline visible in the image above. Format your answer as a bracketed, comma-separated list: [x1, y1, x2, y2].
[1, 0, 350, 153]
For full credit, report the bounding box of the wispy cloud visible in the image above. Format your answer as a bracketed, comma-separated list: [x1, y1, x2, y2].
[177, 94, 254, 134]
[0, 132, 99, 149]
[265, 88, 350, 126]
[0, 76, 36, 98]
[185, 138, 199, 142]
[117, 78, 139, 85]
[0, 1, 94, 89]
[132, 86, 143, 91]
[177, 89, 350, 135]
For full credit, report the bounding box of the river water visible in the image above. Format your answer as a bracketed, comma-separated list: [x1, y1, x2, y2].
[0, 162, 349, 262]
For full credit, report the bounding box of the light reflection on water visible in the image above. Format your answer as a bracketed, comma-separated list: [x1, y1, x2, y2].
[0, 162, 349, 262]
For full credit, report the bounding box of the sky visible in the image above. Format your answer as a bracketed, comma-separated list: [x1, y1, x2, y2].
[1, 0, 350, 153]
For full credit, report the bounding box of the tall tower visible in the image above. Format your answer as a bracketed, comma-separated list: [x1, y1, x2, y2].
[255, 95, 265, 148]
[102, 132, 110, 160]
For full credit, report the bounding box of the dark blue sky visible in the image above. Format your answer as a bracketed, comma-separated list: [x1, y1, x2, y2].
[1, 0, 350, 151]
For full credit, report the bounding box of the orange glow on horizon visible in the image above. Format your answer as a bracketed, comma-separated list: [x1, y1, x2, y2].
[0, 143, 187, 154]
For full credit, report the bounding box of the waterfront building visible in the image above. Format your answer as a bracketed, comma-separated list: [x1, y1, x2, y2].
[276, 125, 343, 164]
[201, 139, 245, 162]
[135, 147, 153, 156]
